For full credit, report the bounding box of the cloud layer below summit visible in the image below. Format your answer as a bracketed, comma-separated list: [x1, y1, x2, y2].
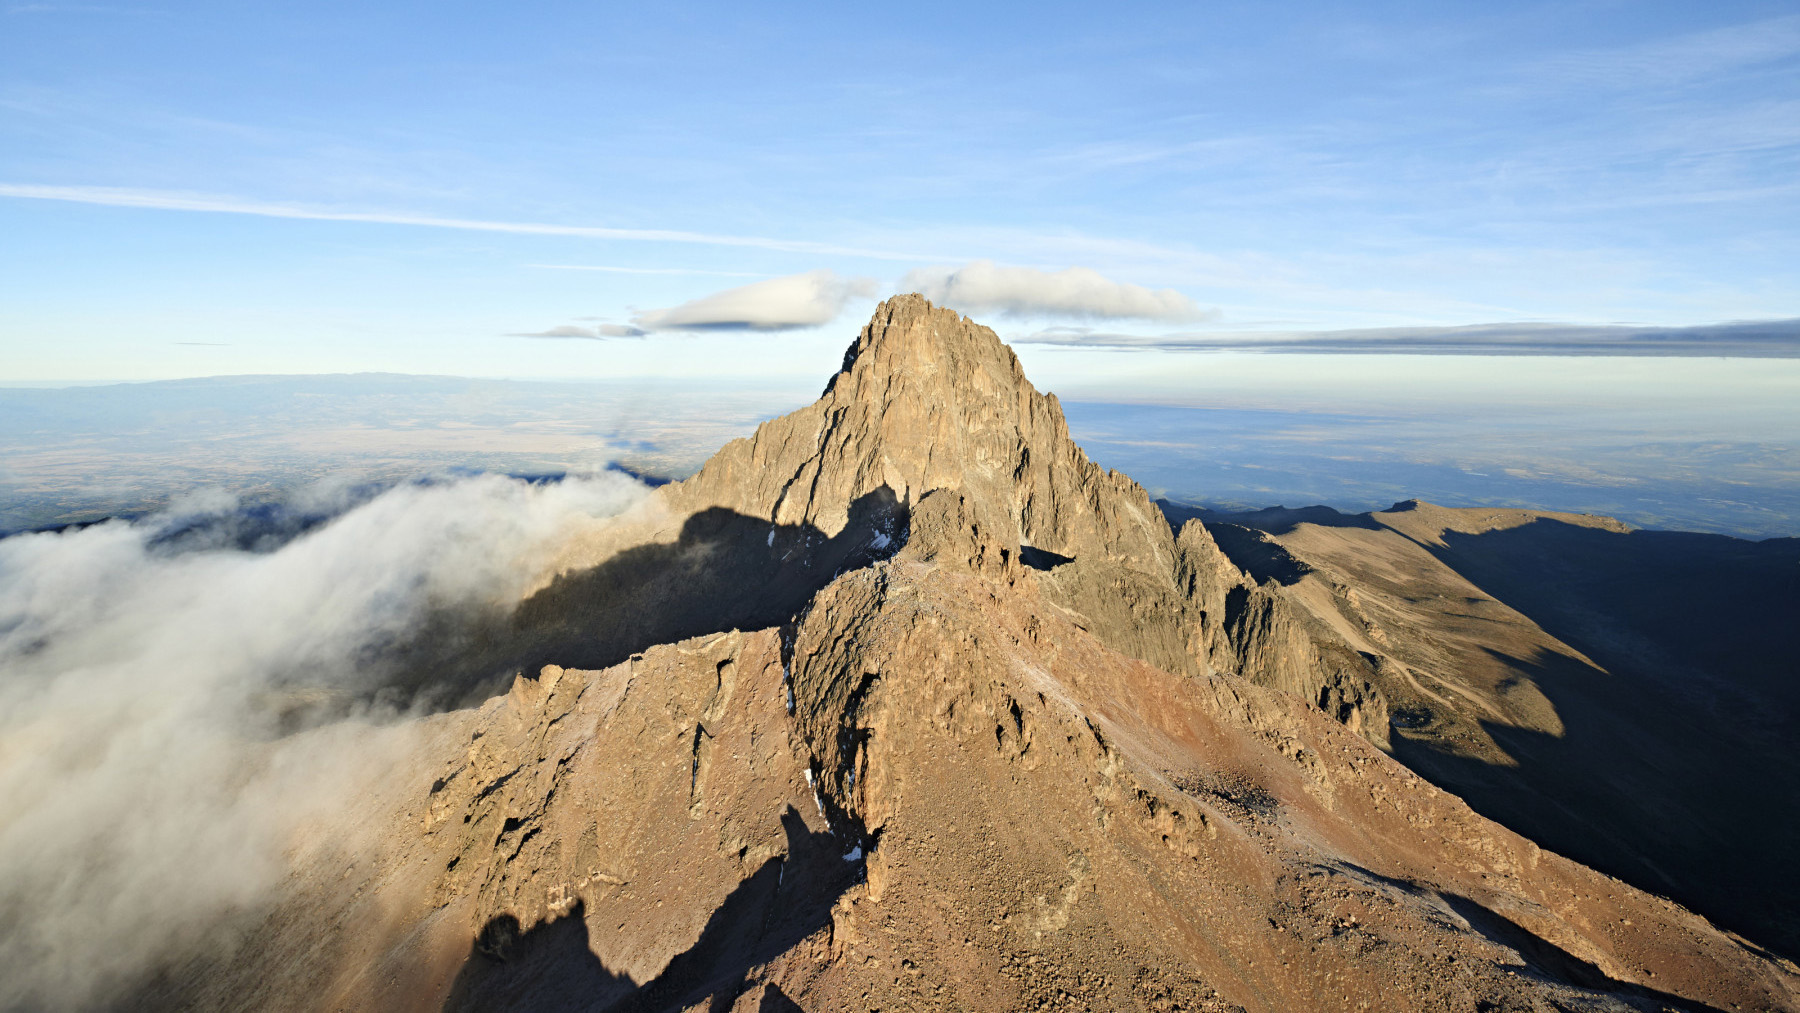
[0, 472, 646, 1008]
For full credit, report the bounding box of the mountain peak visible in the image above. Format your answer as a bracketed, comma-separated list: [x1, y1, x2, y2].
[827, 293, 1029, 404]
[190, 299, 1794, 1013]
[670, 294, 1173, 575]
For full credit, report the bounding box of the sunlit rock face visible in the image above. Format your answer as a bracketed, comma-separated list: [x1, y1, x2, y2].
[52, 298, 1799, 1013]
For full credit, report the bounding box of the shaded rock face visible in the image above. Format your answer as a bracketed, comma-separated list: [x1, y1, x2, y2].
[1172, 518, 1390, 750]
[113, 297, 1800, 1012]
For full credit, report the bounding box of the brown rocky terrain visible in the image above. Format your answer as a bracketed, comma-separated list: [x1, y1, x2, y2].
[123, 296, 1799, 1011]
[1165, 497, 1800, 963]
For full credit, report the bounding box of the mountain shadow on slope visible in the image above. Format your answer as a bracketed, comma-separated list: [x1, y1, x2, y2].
[262, 488, 910, 725]
[1202, 522, 1312, 586]
[1017, 544, 1073, 570]
[1393, 641, 1800, 964]
[750, 984, 804, 1012]
[506, 488, 908, 674]
[1406, 519, 1800, 959]
[444, 807, 857, 1013]
[1328, 861, 1732, 1013]
[1429, 519, 1799, 720]
[1166, 502, 1800, 961]
[441, 903, 634, 1012]
[1158, 500, 1382, 537]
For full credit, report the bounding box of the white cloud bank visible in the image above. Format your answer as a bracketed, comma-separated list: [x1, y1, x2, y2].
[902, 260, 1213, 322]
[630, 269, 877, 332]
[0, 472, 645, 1008]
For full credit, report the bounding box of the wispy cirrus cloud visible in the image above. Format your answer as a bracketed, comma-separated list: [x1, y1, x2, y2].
[0, 183, 934, 261]
[1016, 319, 1800, 357]
[526, 264, 768, 278]
[510, 323, 645, 340]
[902, 260, 1214, 323]
[5, 4, 166, 13]
[1534, 14, 1800, 92]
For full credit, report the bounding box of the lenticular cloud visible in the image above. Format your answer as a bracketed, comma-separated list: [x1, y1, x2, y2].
[631, 269, 878, 331]
[902, 260, 1210, 322]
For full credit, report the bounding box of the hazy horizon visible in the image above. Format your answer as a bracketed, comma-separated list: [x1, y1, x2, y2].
[4, 4, 1794, 528]
[6, 357, 1794, 539]
[5, 5, 1800, 1004]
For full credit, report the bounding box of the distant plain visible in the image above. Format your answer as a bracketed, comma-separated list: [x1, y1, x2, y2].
[5, 350, 1795, 538]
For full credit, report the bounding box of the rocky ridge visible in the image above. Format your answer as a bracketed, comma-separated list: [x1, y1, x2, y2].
[127, 296, 1800, 1012]
[1183, 496, 1800, 960]
[543, 295, 1390, 747]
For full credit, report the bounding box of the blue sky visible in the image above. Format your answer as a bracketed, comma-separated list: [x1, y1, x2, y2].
[2, 1, 1799, 381]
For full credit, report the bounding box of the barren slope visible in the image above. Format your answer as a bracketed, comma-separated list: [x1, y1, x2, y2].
[116, 297, 1800, 1012]
[142, 500, 1800, 1012]
[1187, 498, 1800, 960]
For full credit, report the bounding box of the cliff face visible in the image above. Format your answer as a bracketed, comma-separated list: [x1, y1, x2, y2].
[120, 297, 1800, 1012]
[1172, 519, 1390, 749]
[682, 295, 1166, 562]
[660, 295, 1198, 680]
[539, 295, 1389, 744]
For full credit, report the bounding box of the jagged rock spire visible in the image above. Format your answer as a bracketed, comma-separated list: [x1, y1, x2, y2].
[547, 294, 1384, 734]
[674, 294, 1174, 578]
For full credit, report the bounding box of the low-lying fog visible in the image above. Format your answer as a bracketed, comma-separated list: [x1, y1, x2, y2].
[0, 471, 645, 1008]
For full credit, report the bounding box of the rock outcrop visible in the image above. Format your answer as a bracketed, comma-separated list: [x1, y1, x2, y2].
[116, 297, 1800, 1012]
[540, 295, 1389, 745]
[168, 522, 1799, 1012]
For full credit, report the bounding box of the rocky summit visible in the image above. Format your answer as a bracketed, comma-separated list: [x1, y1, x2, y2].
[133, 296, 1799, 1012]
